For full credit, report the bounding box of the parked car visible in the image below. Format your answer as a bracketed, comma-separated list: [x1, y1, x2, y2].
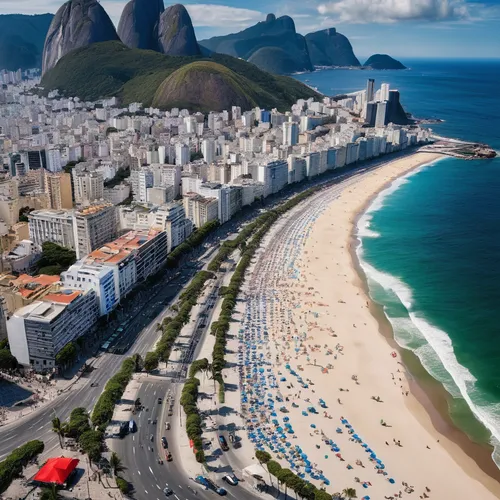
[158, 397, 162, 404]
[218, 435, 229, 451]
[222, 474, 238, 486]
[161, 437, 168, 449]
[128, 420, 137, 433]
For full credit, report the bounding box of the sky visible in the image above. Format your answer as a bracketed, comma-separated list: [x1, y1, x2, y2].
[1, 0, 499, 59]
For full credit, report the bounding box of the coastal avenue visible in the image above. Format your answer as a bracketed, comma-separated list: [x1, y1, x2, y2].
[0, 148, 422, 499]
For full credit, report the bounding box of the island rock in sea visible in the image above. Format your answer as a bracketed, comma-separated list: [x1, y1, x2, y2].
[305, 28, 360, 67]
[42, 0, 119, 74]
[364, 54, 407, 70]
[157, 4, 200, 56]
[117, 0, 164, 51]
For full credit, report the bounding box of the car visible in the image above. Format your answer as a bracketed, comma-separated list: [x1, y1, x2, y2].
[158, 397, 162, 404]
[165, 451, 173, 461]
[163, 486, 173, 496]
[161, 437, 168, 449]
[222, 474, 238, 486]
[218, 435, 229, 451]
[216, 487, 227, 496]
[128, 420, 137, 433]
[150, 434, 154, 442]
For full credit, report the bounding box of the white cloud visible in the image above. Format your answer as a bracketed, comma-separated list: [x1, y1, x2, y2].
[184, 4, 264, 28]
[317, 0, 469, 23]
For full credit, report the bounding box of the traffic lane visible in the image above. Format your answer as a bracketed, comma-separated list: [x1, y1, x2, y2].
[117, 382, 205, 500]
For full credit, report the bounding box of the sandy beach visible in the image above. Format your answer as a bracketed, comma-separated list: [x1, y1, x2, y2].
[233, 152, 500, 499]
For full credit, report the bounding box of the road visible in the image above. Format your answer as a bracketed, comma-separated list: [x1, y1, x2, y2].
[0, 147, 424, 497]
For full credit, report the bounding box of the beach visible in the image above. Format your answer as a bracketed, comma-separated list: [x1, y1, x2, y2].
[233, 151, 500, 499]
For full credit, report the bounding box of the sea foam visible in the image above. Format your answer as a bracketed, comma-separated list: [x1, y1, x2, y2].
[356, 159, 500, 457]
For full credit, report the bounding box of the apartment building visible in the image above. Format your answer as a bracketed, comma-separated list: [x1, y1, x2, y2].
[7, 289, 98, 372]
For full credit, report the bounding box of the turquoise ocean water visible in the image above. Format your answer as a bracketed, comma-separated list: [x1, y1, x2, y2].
[295, 60, 500, 464]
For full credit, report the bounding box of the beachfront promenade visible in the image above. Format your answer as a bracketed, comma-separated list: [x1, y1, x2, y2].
[229, 152, 500, 500]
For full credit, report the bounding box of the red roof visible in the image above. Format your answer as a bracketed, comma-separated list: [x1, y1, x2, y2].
[34, 457, 79, 485]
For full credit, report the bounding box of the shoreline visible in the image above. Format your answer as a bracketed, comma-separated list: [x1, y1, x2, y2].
[234, 150, 500, 499]
[348, 158, 500, 489]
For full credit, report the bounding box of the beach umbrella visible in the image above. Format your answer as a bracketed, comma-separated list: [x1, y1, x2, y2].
[389, 478, 395, 484]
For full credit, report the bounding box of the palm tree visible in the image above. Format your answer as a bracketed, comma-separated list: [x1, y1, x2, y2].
[51, 417, 64, 449]
[342, 487, 357, 500]
[40, 484, 62, 500]
[109, 452, 124, 476]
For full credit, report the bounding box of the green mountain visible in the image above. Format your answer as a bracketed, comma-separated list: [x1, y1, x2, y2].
[364, 54, 406, 70]
[305, 28, 360, 67]
[40, 41, 320, 111]
[199, 14, 313, 75]
[0, 14, 53, 70]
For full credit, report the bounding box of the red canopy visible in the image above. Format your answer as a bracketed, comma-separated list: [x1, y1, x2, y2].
[34, 457, 79, 485]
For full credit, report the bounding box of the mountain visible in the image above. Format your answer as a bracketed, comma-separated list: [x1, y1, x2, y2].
[117, 0, 164, 50]
[42, 0, 119, 75]
[152, 61, 255, 111]
[157, 4, 200, 56]
[0, 14, 53, 70]
[40, 41, 320, 111]
[305, 28, 360, 67]
[364, 54, 406, 70]
[199, 14, 313, 74]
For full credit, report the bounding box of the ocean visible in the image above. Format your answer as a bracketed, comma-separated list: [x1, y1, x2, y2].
[294, 60, 500, 465]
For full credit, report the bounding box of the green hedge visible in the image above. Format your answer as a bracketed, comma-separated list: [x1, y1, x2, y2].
[0, 440, 44, 493]
[180, 378, 205, 463]
[116, 476, 130, 494]
[91, 357, 136, 428]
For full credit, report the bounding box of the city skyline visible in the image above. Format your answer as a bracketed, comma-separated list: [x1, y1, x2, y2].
[0, 0, 499, 59]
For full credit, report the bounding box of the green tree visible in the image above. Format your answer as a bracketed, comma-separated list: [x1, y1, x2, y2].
[133, 353, 144, 372]
[144, 351, 159, 372]
[79, 430, 102, 465]
[55, 342, 77, 367]
[0, 348, 17, 370]
[36, 242, 76, 274]
[51, 417, 64, 449]
[277, 469, 294, 500]
[66, 408, 90, 438]
[342, 488, 357, 500]
[267, 460, 282, 493]
[109, 452, 124, 476]
[40, 484, 62, 500]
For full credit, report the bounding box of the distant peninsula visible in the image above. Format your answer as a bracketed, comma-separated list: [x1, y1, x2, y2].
[364, 54, 407, 70]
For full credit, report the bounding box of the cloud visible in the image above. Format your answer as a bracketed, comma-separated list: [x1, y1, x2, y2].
[317, 0, 470, 23]
[184, 4, 264, 28]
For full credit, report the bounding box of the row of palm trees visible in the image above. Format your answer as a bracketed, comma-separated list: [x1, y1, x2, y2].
[255, 450, 357, 500]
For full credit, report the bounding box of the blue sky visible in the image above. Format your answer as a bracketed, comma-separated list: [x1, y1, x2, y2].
[2, 0, 499, 60]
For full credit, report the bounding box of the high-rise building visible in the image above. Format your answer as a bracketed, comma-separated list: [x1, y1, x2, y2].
[283, 121, 299, 146]
[72, 170, 104, 205]
[375, 101, 388, 128]
[175, 144, 189, 166]
[365, 102, 377, 127]
[201, 138, 216, 164]
[7, 288, 99, 371]
[366, 78, 375, 103]
[44, 171, 73, 209]
[183, 193, 219, 228]
[46, 149, 62, 173]
[380, 83, 390, 102]
[73, 204, 117, 259]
